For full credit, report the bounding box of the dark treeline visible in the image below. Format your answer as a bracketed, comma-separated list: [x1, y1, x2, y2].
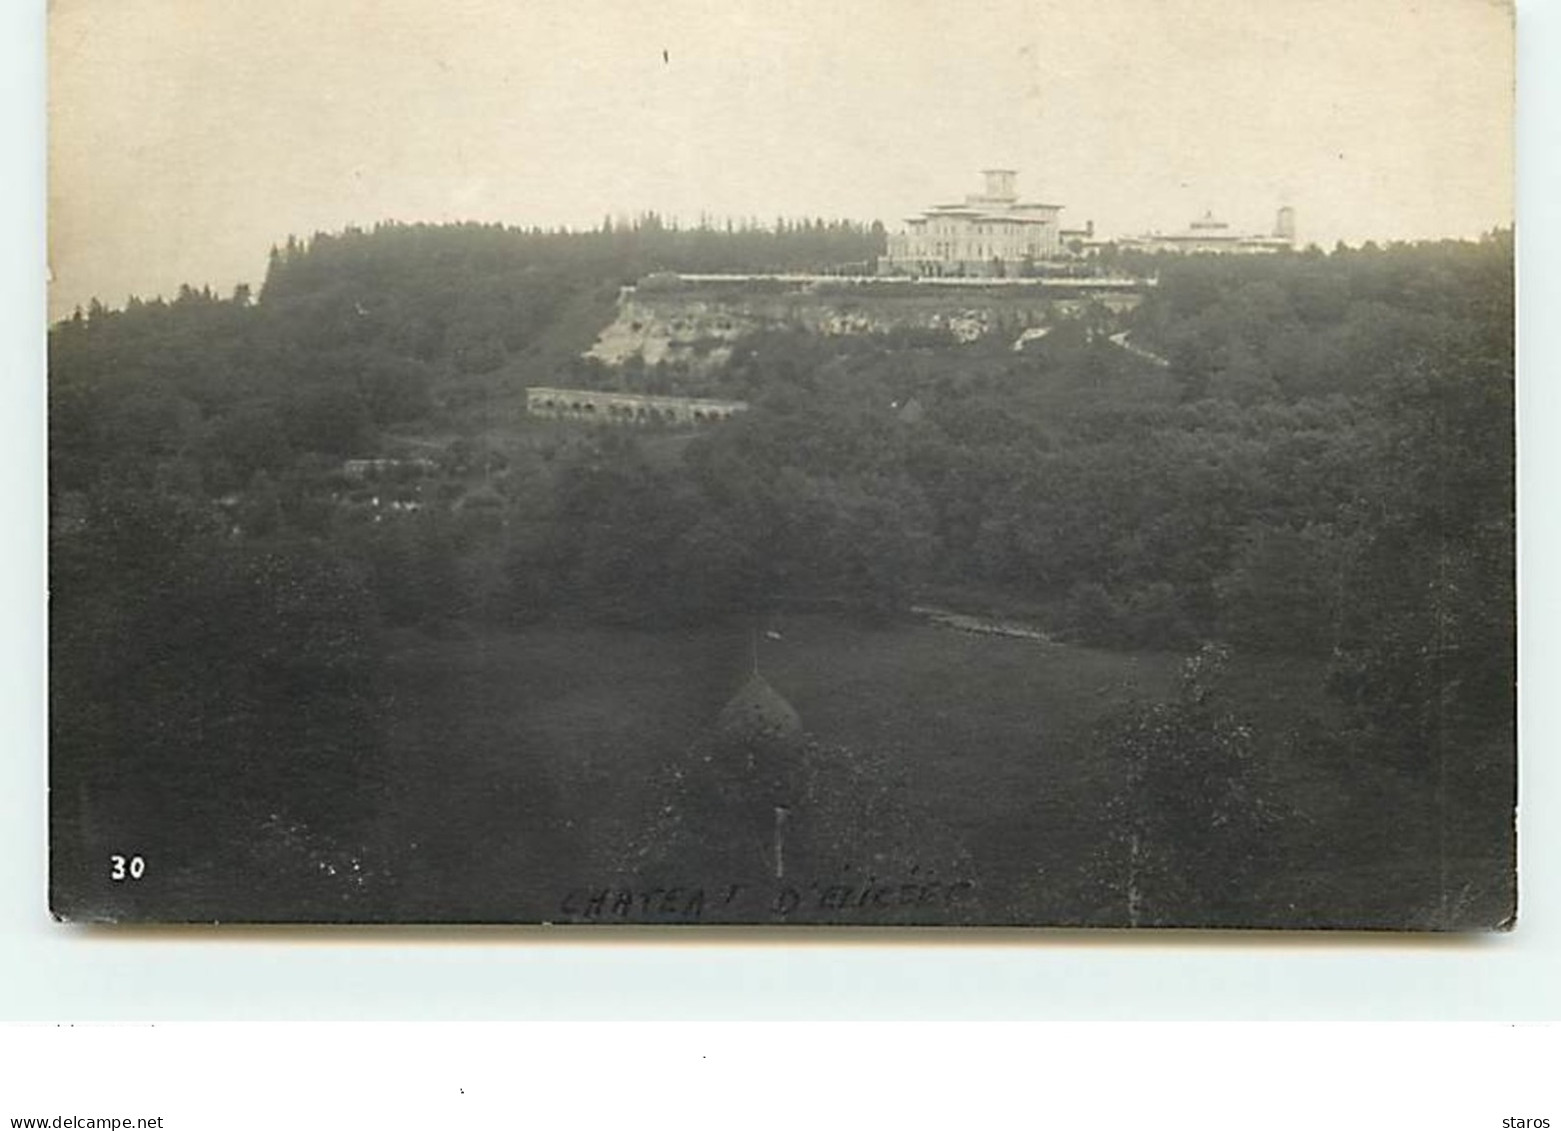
[263, 214, 888, 297]
[258, 216, 885, 372]
[49, 222, 1513, 920]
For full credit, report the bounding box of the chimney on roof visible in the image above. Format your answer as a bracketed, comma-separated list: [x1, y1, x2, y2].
[981, 169, 1018, 202]
[1275, 206, 1296, 243]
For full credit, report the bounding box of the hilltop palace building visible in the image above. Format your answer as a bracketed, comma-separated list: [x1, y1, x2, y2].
[880, 170, 1079, 278]
[880, 171, 1295, 274]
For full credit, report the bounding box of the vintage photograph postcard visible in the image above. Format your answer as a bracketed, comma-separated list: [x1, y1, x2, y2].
[47, 0, 1515, 928]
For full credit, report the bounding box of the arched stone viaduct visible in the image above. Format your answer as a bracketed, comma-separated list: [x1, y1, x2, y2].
[526, 386, 749, 426]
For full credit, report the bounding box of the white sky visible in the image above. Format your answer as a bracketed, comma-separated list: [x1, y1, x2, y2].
[48, 0, 1513, 318]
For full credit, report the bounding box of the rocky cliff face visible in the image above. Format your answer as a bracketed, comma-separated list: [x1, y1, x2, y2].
[583, 278, 1139, 370]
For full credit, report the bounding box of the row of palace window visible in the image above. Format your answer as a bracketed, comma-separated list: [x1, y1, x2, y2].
[920, 242, 1047, 259]
[928, 222, 1050, 236]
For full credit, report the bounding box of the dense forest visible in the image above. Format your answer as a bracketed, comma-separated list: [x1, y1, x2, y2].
[48, 219, 1514, 926]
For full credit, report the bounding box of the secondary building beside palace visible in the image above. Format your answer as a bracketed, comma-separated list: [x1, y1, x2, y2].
[1117, 208, 1296, 255]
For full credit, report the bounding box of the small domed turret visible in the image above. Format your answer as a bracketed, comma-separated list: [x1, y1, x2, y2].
[716, 672, 803, 752]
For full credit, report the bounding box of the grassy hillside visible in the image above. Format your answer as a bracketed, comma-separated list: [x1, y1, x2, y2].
[359, 616, 1497, 928]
